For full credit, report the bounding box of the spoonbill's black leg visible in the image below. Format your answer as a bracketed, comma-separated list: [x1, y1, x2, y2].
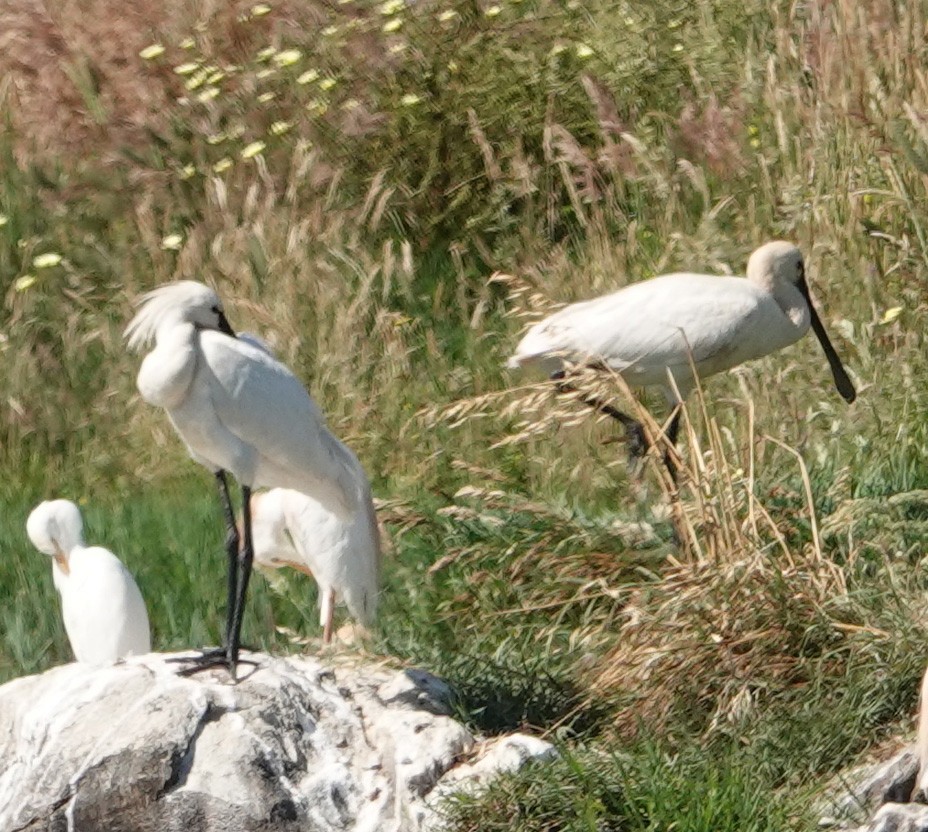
[662, 409, 683, 483]
[215, 470, 240, 647]
[226, 485, 255, 681]
[168, 472, 257, 679]
[550, 370, 647, 462]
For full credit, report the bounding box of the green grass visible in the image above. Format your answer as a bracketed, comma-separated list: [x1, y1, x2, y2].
[443, 741, 802, 832]
[4, 0, 928, 827]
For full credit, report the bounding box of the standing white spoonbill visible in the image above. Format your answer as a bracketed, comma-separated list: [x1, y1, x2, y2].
[250, 484, 381, 643]
[26, 499, 151, 664]
[125, 281, 356, 678]
[507, 241, 856, 470]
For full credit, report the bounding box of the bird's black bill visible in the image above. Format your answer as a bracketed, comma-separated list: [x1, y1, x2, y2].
[217, 311, 236, 338]
[800, 281, 856, 404]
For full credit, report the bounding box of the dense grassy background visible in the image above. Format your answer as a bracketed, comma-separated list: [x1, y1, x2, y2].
[3, 0, 928, 827]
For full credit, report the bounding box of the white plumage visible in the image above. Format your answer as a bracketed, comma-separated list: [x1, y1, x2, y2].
[26, 499, 151, 664]
[237, 332, 380, 643]
[250, 485, 381, 643]
[125, 282, 354, 515]
[125, 280, 359, 676]
[508, 241, 855, 471]
[508, 241, 855, 405]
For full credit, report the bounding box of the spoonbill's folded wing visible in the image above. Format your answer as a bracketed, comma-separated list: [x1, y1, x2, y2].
[200, 333, 354, 516]
[514, 274, 795, 390]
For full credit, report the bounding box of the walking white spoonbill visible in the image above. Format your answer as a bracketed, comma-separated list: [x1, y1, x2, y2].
[26, 499, 151, 664]
[507, 241, 856, 468]
[250, 485, 381, 643]
[125, 281, 356, 678]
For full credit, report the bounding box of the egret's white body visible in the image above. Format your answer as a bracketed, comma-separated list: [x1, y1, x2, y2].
[125, 280, 358, 676]
[508, 241, 856, 406]
[26, 500, 151, 664]
[251, 484, 381, 642]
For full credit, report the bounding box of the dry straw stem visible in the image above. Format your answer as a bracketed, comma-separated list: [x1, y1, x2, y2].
[582, 406, 851, 736]
[433, 484, 640, 658]
[586, 530, 849, 737]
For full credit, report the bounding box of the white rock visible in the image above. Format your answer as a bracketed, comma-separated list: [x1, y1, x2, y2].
[817, 747, 919, 827]
[437, 733, 559, 791]
[859, 802, 928, 832]
[418, 732, 558, 828]
[0, 652, 553, 831]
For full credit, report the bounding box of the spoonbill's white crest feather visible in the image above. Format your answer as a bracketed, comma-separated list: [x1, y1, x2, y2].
[26, 499, 151, 664]
[126, 281, 353, 518]
[124, 280, 225, 354]
[509, 241, 855, 405]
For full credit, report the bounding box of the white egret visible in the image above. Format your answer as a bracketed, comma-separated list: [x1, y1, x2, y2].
[250, 485, 381, 643]
[25, 499, 151, 664]
[507, 241, 856, 471]
[125, 281, 356, 678]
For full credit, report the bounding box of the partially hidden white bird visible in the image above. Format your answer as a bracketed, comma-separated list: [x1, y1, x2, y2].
[26, 499, 151, 664]
[249, 485, 381, 644]
[508, 241, 856, 470]
[125, 281, 357, 678]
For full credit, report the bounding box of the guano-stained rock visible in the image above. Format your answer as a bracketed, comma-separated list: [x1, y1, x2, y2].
[0, 652, 555, 831]
[858, 802, 928, 832]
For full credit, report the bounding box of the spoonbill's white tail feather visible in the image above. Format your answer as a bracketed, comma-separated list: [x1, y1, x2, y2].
[508, 325, 576, 374]
[339, 490, 381, 629]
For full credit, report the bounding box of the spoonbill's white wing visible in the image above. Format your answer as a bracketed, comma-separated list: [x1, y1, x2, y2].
[63, 547, 151, 664]
[193, 332, 354, 517]
[343, 485, 381, 627]
[511, 274, 804, 393]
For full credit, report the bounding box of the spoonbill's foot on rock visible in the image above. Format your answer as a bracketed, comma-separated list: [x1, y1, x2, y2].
[168, 647, 259, 680]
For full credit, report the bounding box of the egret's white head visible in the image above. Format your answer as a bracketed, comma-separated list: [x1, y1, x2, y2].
[26, 500, 85, 572]
[746, 241, 804, 292]
[124, 281, 236, 352]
